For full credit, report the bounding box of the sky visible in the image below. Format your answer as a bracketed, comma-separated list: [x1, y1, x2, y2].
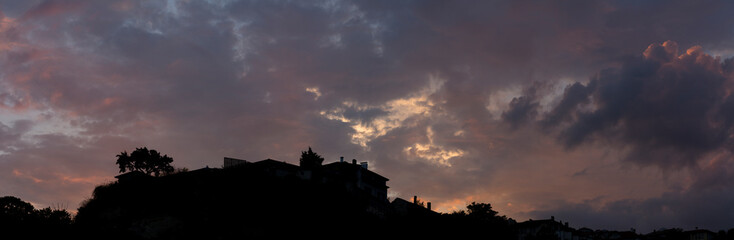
[1, 0, 734, 233]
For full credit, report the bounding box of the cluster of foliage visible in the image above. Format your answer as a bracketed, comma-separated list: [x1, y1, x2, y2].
[299, 146, 324, 168]
[116, 147, 174, 177]
[0, 196, 73, 238]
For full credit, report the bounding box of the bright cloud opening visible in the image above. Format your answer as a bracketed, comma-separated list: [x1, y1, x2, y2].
[403, 127, 465, 167]
[305, 87, 322, 100]
[321, 75, 444, 148]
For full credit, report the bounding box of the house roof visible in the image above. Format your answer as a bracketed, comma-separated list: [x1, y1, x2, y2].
[390, 197, 437, 216]
[322, 161, 389, 182]
[252, 159, 300, 170]
[516, 218, 576, 232]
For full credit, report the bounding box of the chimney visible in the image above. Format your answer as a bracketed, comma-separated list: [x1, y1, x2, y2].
[551, 216, 555, 221]
[427, 202, 431, 210]
[340, 156, 344, 162]
[352, 159, 357, 165]
[413, 196, 418, 204]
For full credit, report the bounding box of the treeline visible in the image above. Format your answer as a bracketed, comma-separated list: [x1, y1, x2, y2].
[0, 196, 73, 238]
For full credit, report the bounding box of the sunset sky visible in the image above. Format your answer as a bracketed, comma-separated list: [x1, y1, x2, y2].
[2, 0, 734, 232]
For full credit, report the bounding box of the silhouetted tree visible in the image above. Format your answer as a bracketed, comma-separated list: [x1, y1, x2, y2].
[0, 196, 73, 238]
[466, 202, 498, 221]
[116, 147, 174, 177]
[37, 207, 72, 225]
[0, 196, 35, 223]
[299, 147, 324, 169]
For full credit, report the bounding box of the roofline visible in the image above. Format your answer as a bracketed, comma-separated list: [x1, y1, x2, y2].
[323, 161, 389, 181]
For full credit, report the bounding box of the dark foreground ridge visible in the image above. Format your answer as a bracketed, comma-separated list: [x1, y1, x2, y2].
[3, 149, 733, 239]
[73, 156, 515, 239]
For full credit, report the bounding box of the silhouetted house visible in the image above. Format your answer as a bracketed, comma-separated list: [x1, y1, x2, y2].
[223, 157, 247, 168]
[223, 157, 389, 202]
[575, 227, 595, 240]
[645, 228, 685, 240]
[390, 196, 437, 218]
[686, 229, 715, 240]
[611, 230, 639, 240]
[320, 160, 389, 201]
[114, 171, 151, 183]
[250, 159, 301, 178]
[185, 165, 218, 175]
[216, 156, 391, 218]
[516, 216, 574, 240]
[252, 158, 315, 180]
[584, 229, 639, 240]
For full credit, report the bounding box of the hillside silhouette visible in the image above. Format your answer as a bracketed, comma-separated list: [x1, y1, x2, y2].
[76, 162, 388, 239]
[4, 147, 734, 239]
[73, 149, 516, 239]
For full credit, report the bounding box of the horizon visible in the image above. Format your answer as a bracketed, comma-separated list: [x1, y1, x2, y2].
[1, 0, 734, 234]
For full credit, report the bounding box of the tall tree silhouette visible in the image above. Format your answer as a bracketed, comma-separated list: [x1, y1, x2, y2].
[299, 147, 324, 169]
[116, 147, 174, 177]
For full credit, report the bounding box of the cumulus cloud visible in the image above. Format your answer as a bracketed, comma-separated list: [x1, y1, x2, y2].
[542, 41, 734, 169]
[504, 42, 734, 232]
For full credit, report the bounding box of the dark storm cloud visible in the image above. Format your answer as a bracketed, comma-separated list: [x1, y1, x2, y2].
[540, 82, 595, 130]
[502, 85, 540, 130]
[543, 41, 734, 168]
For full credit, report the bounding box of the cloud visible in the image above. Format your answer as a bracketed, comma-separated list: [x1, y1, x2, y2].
[541, 41, 734, 169]
[320, 76, 443, 148]
[403, 126, 465, 167]
[502, 85, 541, 130]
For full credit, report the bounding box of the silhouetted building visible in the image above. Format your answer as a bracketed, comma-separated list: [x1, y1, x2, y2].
[320, 160, 389, 201]
[251, 158, 310, 179]
[390, 197, 437, 218]
[516, 216, 574, 240]
[223, 157, 247, 168]
[645, 228, 685, 240]
[583, 229, 639, 240]
[576, 227, 595, 240]
[222, 157, 389, 202]
[686, 229, 715, 240]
